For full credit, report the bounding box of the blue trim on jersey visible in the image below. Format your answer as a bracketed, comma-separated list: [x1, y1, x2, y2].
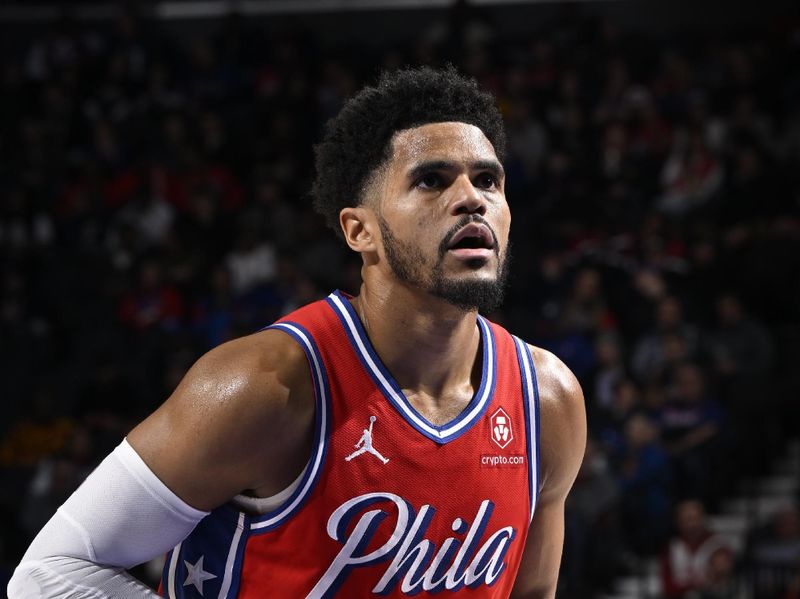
[247, 321, 331, 533]
[326, 290, 497, 445]
[512, 336, 533, 523]
[513, 336, 540, 524]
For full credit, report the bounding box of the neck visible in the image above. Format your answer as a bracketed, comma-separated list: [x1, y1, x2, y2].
[350, 279, 482, 402]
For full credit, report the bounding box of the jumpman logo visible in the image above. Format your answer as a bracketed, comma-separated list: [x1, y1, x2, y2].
[345, 416, 389, 464]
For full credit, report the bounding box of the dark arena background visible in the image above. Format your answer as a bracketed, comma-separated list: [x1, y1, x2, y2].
[1, 1, 799, 597]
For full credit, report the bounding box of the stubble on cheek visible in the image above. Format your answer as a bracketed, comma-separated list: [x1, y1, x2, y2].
[378, 215, 430, 287]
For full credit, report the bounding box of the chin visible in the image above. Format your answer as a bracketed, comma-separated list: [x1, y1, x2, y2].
[430, 274, 506, 314]
[424, 244, 511, 313]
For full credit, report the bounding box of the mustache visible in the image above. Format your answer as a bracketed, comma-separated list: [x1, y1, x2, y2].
[438, 215, 500, 258]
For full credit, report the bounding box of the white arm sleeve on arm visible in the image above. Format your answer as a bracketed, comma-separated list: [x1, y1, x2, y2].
[8, 439, 209, 599]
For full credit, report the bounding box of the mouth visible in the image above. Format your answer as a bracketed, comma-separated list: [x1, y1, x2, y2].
[445, 223, 496, 260]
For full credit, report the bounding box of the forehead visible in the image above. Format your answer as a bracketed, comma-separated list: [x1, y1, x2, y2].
[387, 122, 498, 171]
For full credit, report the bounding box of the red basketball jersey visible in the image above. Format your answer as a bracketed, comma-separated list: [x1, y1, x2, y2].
[160, 291, 541, 598]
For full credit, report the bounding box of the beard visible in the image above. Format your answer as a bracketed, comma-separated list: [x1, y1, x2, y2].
[378, 214, 511, 314]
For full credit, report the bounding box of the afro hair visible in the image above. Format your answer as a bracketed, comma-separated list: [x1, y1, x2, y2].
[311, 66, 506, 236]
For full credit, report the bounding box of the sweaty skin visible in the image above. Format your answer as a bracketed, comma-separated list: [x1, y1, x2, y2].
[128, 121, 586, 598]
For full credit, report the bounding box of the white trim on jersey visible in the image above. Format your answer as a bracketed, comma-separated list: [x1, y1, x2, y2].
[217, 513, 246, 599]
[513, 336, 539, 524]
[167, 542, 183, 599]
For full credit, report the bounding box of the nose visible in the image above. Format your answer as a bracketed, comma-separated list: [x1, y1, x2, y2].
[449, 175, 487, 216]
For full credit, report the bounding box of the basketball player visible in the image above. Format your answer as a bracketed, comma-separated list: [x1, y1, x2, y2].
[9, 67, 586, 598]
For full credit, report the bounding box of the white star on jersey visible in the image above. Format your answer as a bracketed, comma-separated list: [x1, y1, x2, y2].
[183, 555, 217, 596]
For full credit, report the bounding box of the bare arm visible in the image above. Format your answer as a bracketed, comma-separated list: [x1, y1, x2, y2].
[510, 346, 587, 599]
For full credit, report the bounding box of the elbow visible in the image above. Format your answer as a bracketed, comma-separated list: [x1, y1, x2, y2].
[8, 563, 43, 599]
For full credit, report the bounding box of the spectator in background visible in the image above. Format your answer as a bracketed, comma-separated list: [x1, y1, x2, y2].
[116, 171, 175, 249]
[720, 139, 786, 227]
[657, 127, 724, 217]
[632, 295, 702, 385]
[225, 224, 277, 296]
[589, 332, 626, 414]
[596, 376, 642, 456]
[244, 175, 297, 250]
[190, 264, 235, 349]
[657, 362, 726, 505]
[503, 97, 548, 186]
[661, 331, 693, 380]
[549, 267, 615, 379]
[560, 267, 616, 336]
[661, 499, 733, 598]
[699, 546, 745, 599]
[747, 503, 800, 598]
[563, 437, 625, 597]
[712, 293, 772, 382]
[615, 412, 672, 554]
[712, 292, 775, 473]
[118, 257, 183, 332]
[170, 184, 232, 281]
[513, 250, 571, 341]
[116, 257, 186, 410]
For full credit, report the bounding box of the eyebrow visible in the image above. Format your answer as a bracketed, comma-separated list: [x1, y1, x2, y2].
[407, 159, 505, 181]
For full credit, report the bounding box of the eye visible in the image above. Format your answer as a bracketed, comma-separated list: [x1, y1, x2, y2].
[415, 173, 443, 190]
[475, 173, 498, 190]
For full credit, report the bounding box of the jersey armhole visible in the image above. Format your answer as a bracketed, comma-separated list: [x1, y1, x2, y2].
[231, 457, 310, 514]
[512, 336, 541, 525]
[244, 321, 332, 534]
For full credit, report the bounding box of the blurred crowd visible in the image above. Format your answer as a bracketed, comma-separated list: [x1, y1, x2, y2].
[1, 4, 799, 597]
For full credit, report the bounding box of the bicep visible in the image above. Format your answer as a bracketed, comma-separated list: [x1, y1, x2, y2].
[126, 376, 259, 512]
[127, 331, 312, 511]
[126, 366, 256, 511]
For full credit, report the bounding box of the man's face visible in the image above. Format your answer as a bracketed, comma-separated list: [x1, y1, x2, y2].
[676, 501, 706, 539]
[372, 122, 511, 313]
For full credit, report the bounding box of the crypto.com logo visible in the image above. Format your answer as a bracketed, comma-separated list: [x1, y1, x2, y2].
[490, 408, 513, 449]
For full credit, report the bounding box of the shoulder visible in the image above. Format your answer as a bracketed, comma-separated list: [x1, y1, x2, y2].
[156, 327, 313, 426]
[127, 327, 315, 509]
[187, 327, 311, 397]
[526, 344, 583, 408]
[526, 343, 587, 502]
[165, 327, 315, 439]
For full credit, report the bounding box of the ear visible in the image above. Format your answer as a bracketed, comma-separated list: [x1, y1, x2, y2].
[340, 206, 378, 253]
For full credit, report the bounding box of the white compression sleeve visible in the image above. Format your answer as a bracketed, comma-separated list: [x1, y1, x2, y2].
[8, 439, 209, 599]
